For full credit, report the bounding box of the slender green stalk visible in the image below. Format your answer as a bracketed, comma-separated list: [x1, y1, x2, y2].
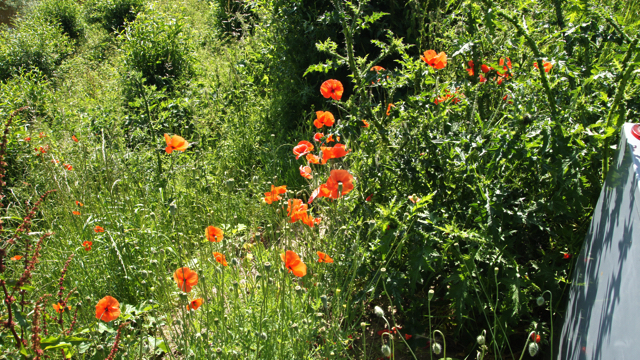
[433, 329, 446, 360]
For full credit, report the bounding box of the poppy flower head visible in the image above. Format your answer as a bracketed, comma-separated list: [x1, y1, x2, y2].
[365, 194, 373, 202]
[479, 75, 487, 83]
[321, 144, 350, 164]
[53, 302, 71, 314]
[317, 251, 334, 263]
[51, 159, 59, 164]
[187, 298, 204, 311]
[174, 267, 199, 293]
[320, 79, 344, 101]
[370, 66, 385, 73]
[164, 134, 189, 154]
[83, 240, 92, 251]
[534, 61, 553, 73]
[75, 201, 83, 207]
[299, 165, 313, 179]
[213, 252, 228, 266]
[481, 64, 492, 73]
[38, 132, 45, 138]
[10, 255, 22, 261]
[308, 183, 332, 204]
[293, 140, 314, 159]
[205, 226, 224, 242]
[314, 111, 335, 129]
[94, 226, 104, 233]
[386, 103, 395, 116]
[466, 60, 475, 76]
[264, 184, 287, 204]
[325, 169, 355, 198]
[306, 153, 320, 164]
[421, 50, 447, 69]
[531, 333, 541, 343]
[280, 250, 307, 277]
[95, 296, 120, 322]
[72, 135, 78, 142]
[72, 211, 81, 216]
[563, 253, 571, 259]
[313, 133, 324, 142]
[326, 134, 335, 143]
[24, 137, 31, 142]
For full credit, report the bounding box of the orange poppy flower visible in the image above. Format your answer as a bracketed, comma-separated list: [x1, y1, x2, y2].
[24, 137, 31, 142]
[308, 183, 332, 204]
[299, 165, 312, 179]
[51, 159, 59, 164]
[39, 132, 45, 138]
[280, 250, 307, 277]
[317, 251, 334, 263]
[10, 255, 22, 261]
[370, 66, 385, 72]
[72, 135, 78, 142]
[287, 199, 308, 222]
[94, 226, 104, 233]
[324, 170, 355, 198]
[306, 153, 320, 164]
[534, 61, 553, 72]
[164, 134, 189, 154]
[479, 75, 487, 83]
[293, 140, 314, 159]
[386, 103, 395, 116]
[53, 302, 71, 313]
[466, 60, 475, 76]
[314, 111, 335, 129]
[213, 252, 228, 266]
[75, 201, 83, 207]
[174, 267, 198, 293]
[421, 50, 447, 69]
[314, 133, 324, 142]
[362, 120, 370, 128]
[264, 184, 287, 204]
[321, 144, 350, 164]
[481, 64, 492, 73]
[320, 79, 344, 101]
[365, 194, 373, 202]
[83, 240, 92, 251]
[205, 226, 224, 242]
[326, 134, 335, 143]
[72, 211, 81, 216]
[187, 298, 204, 311]
[63, 164, 73, 171]
[95, 296, 120, 322]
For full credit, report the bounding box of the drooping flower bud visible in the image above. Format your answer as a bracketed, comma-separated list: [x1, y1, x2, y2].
[536, 296, 545, 306]
[528, 342, 539, 357]
[477, 335, 485, 345]
[381, 345, 392, 357]
[432, 342, 442, 355]
[374, 306, 385, 318]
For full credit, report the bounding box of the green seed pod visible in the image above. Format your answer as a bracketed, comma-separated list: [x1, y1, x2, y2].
[536, 296, 545, 306]
[381, 345, 391, 357]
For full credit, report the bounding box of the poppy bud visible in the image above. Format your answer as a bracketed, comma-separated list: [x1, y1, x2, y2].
[295, 285, 302, 293]
[432, 342, 442, 355]
[477, 335, 485, 345]
[320, 295, 328, 308]
[381, 345, 392, 357]
[428, 289, 435, 301]
[231, 258, 239, 266]
[232, 280, 238, 288]
[169, 201, 177, 215]
[216, 348, 222, 353]
[264, 262, 271, 272]
[528, 342, 539, 357]
[374, 306, 385, 317]
[256, 273, 262, 280]
[225, 178, 235, 192]
[97, 345, 104, 351]
[260, 332, 267, 340]
[536, 296, 545, 306]
[494, 267, 499, 273]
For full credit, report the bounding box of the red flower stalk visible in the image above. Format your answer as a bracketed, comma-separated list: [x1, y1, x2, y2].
[7, 190, 56, 248]
[105, 322, 129, 360]
[57, 255, 74, 326]
[14, 233, 52, 290]
[67, 307, 78, 335]
[32, 294, 51, 360]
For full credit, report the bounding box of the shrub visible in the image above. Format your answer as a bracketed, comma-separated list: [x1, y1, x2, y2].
[35, 0, 84, 39]
[85, 0, 145, 32]
[0, 16, 73, 81]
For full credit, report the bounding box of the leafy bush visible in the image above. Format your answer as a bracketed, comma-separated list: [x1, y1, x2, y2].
[0, 16, 73, 81]
[85, 0, 145, 32]
[208, 0, 258, 39]
[35, 0, 84, 39]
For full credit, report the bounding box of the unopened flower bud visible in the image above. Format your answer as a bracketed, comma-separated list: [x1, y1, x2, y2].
[264, 262, 271, 272]
[536, 296, 545, 306]
[374, 306, 385, 318]
[320, 295, 328, 308]
[381, 345, 391, 357]
[432, 342, 442, 355]
[477, 335, 485, 345]
[225, 179, 235, 191]
[428, 289, 435, 301]
[528, 342, 539, 357]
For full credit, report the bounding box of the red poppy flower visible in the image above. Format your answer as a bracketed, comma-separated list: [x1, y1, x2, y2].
[466, 60, 475, 76]
[314, 133, 324, 142]
[72, 135, 78, 142]
[287, 199, 308, 222]
[164, 134, 189, 154]
[205, 226, 224, 242]
[320, 79, 344, 101]
[326, 134, 335, 143]
[314, 111, 335, 129]
[321, 144, 350, 164]
[51, 159, 59, 164]
[531, 333, 541, 343]
[362, 120, 370, 128]
[53, 302, 71, 313]
[479, 75, 487, 83]
[187, 298, 204, 311]
[39, 132, 45, 138]
[370, 66, 385, 72]
[497, 77, 503, 85]
[405, 334, 413, 340]
[293, 140, 314, 159]
[95, 296, 120, 322]
[264, 184, 287, 204]
[299, 165, 312, 179]
[280, 250, 307, 277]
[174, 267, 198, 293]
[72, 211, 81, 216]
[481, 64, 492, 73]
[386, 103, 395, 116]
[83, 240, 92, 251]
[306, 153, 320, 164]
[317, 251, 333, 263]
[75, 201, 83, 207]
[366, 194, 373, 202]
[10, 255, 22, 261]
[420, 50, 447, 69]
[563, 253, 571, 259]
[213, 252, 228, 266]
[324, 170, 355, 198]
[24, 137, 31, 142]
[63, 164, 73, 171]
[308, 183, 332, 204]
[500, 57, 512, 70]
[94, 226, 104, 233]
[534, 61, 553, 72]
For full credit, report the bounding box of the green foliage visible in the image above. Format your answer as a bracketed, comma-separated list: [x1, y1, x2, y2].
[35, 0, 85, 39]
[0, 16, 73, 81]
[208, 0, 258, 39]
[85, 0, 145, 32]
